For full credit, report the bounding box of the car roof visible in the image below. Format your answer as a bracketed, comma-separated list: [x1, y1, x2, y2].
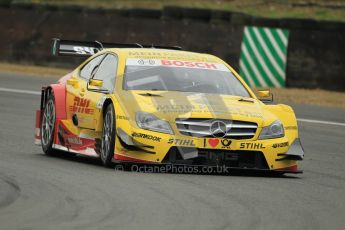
[104, 48, 223, 63]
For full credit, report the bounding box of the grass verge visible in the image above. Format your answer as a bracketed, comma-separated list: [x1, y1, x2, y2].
[11, 0, 345, 22]
[0, 62, 71, 78]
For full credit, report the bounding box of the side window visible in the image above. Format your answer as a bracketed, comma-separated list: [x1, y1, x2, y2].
[79, 54, 105, 80]
[93, 54, 118, 93]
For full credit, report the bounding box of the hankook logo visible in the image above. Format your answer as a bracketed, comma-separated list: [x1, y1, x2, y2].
[210, 120, 228, 138]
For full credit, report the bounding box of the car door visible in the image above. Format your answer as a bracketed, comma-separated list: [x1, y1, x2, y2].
[82, 53, 118, 130]
[91, 54, 118, 94]
[66, 54, 106, 129]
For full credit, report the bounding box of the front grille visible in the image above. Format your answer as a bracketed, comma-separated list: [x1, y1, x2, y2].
[162, 147, 269, 169]
[176, 118, 257, 139]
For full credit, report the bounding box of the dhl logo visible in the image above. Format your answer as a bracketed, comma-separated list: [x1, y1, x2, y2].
[69, 97, 94, 115]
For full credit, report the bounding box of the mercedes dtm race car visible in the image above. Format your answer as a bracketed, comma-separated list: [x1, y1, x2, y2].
[35, 39, 304, 174]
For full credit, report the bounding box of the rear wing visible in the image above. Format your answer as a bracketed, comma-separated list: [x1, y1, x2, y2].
[52, 38, 182, 57]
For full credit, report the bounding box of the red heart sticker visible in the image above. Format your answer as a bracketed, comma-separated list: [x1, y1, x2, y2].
[208, 139, 219, 148]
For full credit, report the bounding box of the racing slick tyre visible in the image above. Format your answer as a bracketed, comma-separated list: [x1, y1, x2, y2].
[41, 94, 56, 155]
[101, 103, 116, 167]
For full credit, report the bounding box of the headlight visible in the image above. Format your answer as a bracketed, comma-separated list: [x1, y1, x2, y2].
[136, 112, 173, 134]
[258, 120, 284, 139]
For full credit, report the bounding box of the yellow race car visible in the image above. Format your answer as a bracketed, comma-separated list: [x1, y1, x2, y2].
[35, 39, 304, 174]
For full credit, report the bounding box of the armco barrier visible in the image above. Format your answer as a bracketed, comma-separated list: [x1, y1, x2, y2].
[0, 4, 344, 91]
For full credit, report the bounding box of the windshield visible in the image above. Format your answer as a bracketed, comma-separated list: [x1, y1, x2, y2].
[123, 59, 250, 97]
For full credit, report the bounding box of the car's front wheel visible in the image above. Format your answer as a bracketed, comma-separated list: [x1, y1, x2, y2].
[41, 94, 56, 155]
[101, 104, 116, 167]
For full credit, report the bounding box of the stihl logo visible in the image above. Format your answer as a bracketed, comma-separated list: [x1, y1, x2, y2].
[69, 97, 94, 115]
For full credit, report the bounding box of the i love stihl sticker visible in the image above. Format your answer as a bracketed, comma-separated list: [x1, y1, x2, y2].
[204, 138, 232, 149]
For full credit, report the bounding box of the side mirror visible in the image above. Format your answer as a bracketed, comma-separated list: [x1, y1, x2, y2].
[257, 89, 273, 103]
[258, 90, 270, 97]
[89, 79, 103, 87]
[87, 79, 109, 94]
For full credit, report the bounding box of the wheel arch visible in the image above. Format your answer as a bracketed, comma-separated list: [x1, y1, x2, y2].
[99, 99, 116, 167]
[102, 99, 114, 117]
[41, 84, 67, 120]
[95, 98, 114, 132]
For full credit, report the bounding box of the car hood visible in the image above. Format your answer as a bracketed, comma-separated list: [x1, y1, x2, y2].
[119, 90, 278, 127]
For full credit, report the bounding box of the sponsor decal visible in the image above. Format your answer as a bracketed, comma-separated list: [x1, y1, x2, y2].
[125, 58, 230, 72]
[67, 137, 82, 145]
[132, 132, 161, 142]
[161, 60, 217, 70]
[138, 59, 156, 65]
[116, 115, 129, 120]
[221, 139, 232, 147]
[127, 52, 217, 62]
[73, 46, 99, 55]
[157, 104, 194, 112]
[285, 126, 297, 130]
[272, 142, 289, 148]
[69, 97, 94, 115]
[168, 138, 195, 147]
[208, 138, 219, 148]
[155, 104, 262, 118]
[240, 143, 265, 150]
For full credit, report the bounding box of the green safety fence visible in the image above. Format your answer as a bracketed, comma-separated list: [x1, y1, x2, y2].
[239, 26, 289, 88]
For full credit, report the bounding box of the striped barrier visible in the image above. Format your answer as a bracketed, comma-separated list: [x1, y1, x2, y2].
[239, 26, 289, 88]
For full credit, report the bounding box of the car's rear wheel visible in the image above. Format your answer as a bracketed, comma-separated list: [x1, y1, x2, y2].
[101, 104, 116, 167]
[41, 94, 56, 155]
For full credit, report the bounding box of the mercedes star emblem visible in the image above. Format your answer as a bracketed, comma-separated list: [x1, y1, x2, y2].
[210, 120, 228, 138]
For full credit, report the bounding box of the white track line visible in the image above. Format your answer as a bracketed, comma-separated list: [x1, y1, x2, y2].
[0, 87, 40, 95]
[297, 118, 345, 127]
[1, 87, 344, 127]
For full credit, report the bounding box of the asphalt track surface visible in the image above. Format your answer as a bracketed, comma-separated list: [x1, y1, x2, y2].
[0, 72, 345, 230]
